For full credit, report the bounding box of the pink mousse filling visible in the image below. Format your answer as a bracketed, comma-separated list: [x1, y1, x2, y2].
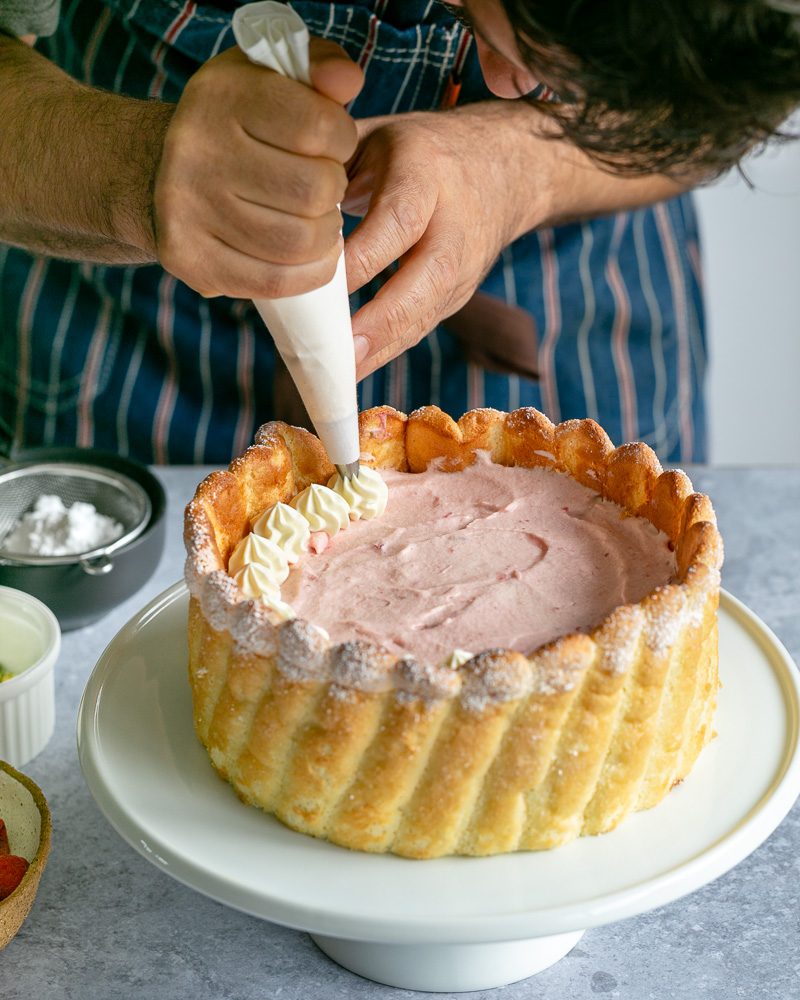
[281, 459, 675, 665]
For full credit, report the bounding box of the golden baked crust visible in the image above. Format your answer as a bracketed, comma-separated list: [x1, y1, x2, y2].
[184, 406, 722, 858]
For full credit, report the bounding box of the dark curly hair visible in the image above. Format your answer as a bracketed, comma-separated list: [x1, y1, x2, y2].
[498, 0, 800, 177]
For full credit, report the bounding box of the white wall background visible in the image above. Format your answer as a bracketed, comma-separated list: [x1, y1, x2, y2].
[694, 130, 800, 465]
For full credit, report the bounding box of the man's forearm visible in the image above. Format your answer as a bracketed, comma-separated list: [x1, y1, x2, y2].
[0, 33, 174, 263]
[538, 137, 689, 230]
[451, 101, 688, 241]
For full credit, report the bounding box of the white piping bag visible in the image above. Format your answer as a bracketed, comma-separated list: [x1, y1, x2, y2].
[232, 1, 360, 478]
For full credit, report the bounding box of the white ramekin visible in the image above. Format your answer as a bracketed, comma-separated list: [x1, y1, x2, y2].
[0, 585, 60, 766]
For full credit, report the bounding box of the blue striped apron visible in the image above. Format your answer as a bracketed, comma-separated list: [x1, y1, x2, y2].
[0, 0, 706, 464]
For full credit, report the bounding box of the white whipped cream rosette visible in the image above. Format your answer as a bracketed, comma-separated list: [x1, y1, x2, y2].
[440, 649, 474, 670]
[228, 533, 290, 581]
[327, 466, 389, 520]
[259, 595, 296, 622]
[290, 483, 350, 534]
[251, 501, 311, 562]
[233, 563, 283, 602]
[232, 2, 360, 471]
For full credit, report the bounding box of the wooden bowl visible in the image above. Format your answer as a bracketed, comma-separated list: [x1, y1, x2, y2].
[0, 761, 51, 949]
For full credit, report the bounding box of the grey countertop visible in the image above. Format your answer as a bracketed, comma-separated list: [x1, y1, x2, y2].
[1, 466, 798, 1000]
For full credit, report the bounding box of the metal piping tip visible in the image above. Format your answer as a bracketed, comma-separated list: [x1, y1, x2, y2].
[335, 460, 360, 480]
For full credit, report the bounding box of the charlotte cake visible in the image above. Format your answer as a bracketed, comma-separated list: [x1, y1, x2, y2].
[184, 406, 722, 859]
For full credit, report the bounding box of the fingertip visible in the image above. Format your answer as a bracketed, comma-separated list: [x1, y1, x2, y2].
[309, 37, 364, 105]
[353, 334, 370, 364]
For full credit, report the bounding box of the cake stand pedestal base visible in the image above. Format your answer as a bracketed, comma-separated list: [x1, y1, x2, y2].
[311, 930, 585, 992]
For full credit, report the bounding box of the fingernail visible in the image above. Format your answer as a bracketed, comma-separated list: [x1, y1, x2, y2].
[353, 335, 370, 364]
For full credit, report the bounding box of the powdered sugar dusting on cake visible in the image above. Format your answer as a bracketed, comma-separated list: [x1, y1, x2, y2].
[332, 641, 395, 693]
[684, 565, 721, 630]
[184, 554, 208, 596]
[394, 657, 462, 702]
[644, 587, 688, 656]
[686, 591, 708, 631]
[231, 600, 280, 658]
[596, 605, 644, 675]
[202, 571, 242, 632]
[277, 618, 329, 682]
[531, 642, 593, 696]
[460, 650, 532, 713]
[184, 501, 217, 562]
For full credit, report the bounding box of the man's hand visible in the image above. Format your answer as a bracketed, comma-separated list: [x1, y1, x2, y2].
[343, 106, 540, 379]
[343, 102, 686, 380]
[0, 34, 364, 274]
[154, 39, 363, 299]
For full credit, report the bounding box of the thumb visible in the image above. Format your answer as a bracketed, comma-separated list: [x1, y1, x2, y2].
[309, 37, 364, 106]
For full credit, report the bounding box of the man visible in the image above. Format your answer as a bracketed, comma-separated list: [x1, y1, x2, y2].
[1, 0, 798, 462]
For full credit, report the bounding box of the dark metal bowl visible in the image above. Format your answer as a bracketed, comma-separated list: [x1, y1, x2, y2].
[0, 448, 166, 631]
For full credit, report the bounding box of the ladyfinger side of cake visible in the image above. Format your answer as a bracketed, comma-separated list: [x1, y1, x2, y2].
[184, 406, 722, 859]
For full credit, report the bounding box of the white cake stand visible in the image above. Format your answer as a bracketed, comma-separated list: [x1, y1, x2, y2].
[78, 584, 800, 993]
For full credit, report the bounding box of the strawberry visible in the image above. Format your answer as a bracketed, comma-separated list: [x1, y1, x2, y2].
[0, 855, 29, 900]
[0, 818, 9, 856]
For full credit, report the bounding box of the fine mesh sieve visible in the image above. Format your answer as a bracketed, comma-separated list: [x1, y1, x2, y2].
[0, 463, 152, 570]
